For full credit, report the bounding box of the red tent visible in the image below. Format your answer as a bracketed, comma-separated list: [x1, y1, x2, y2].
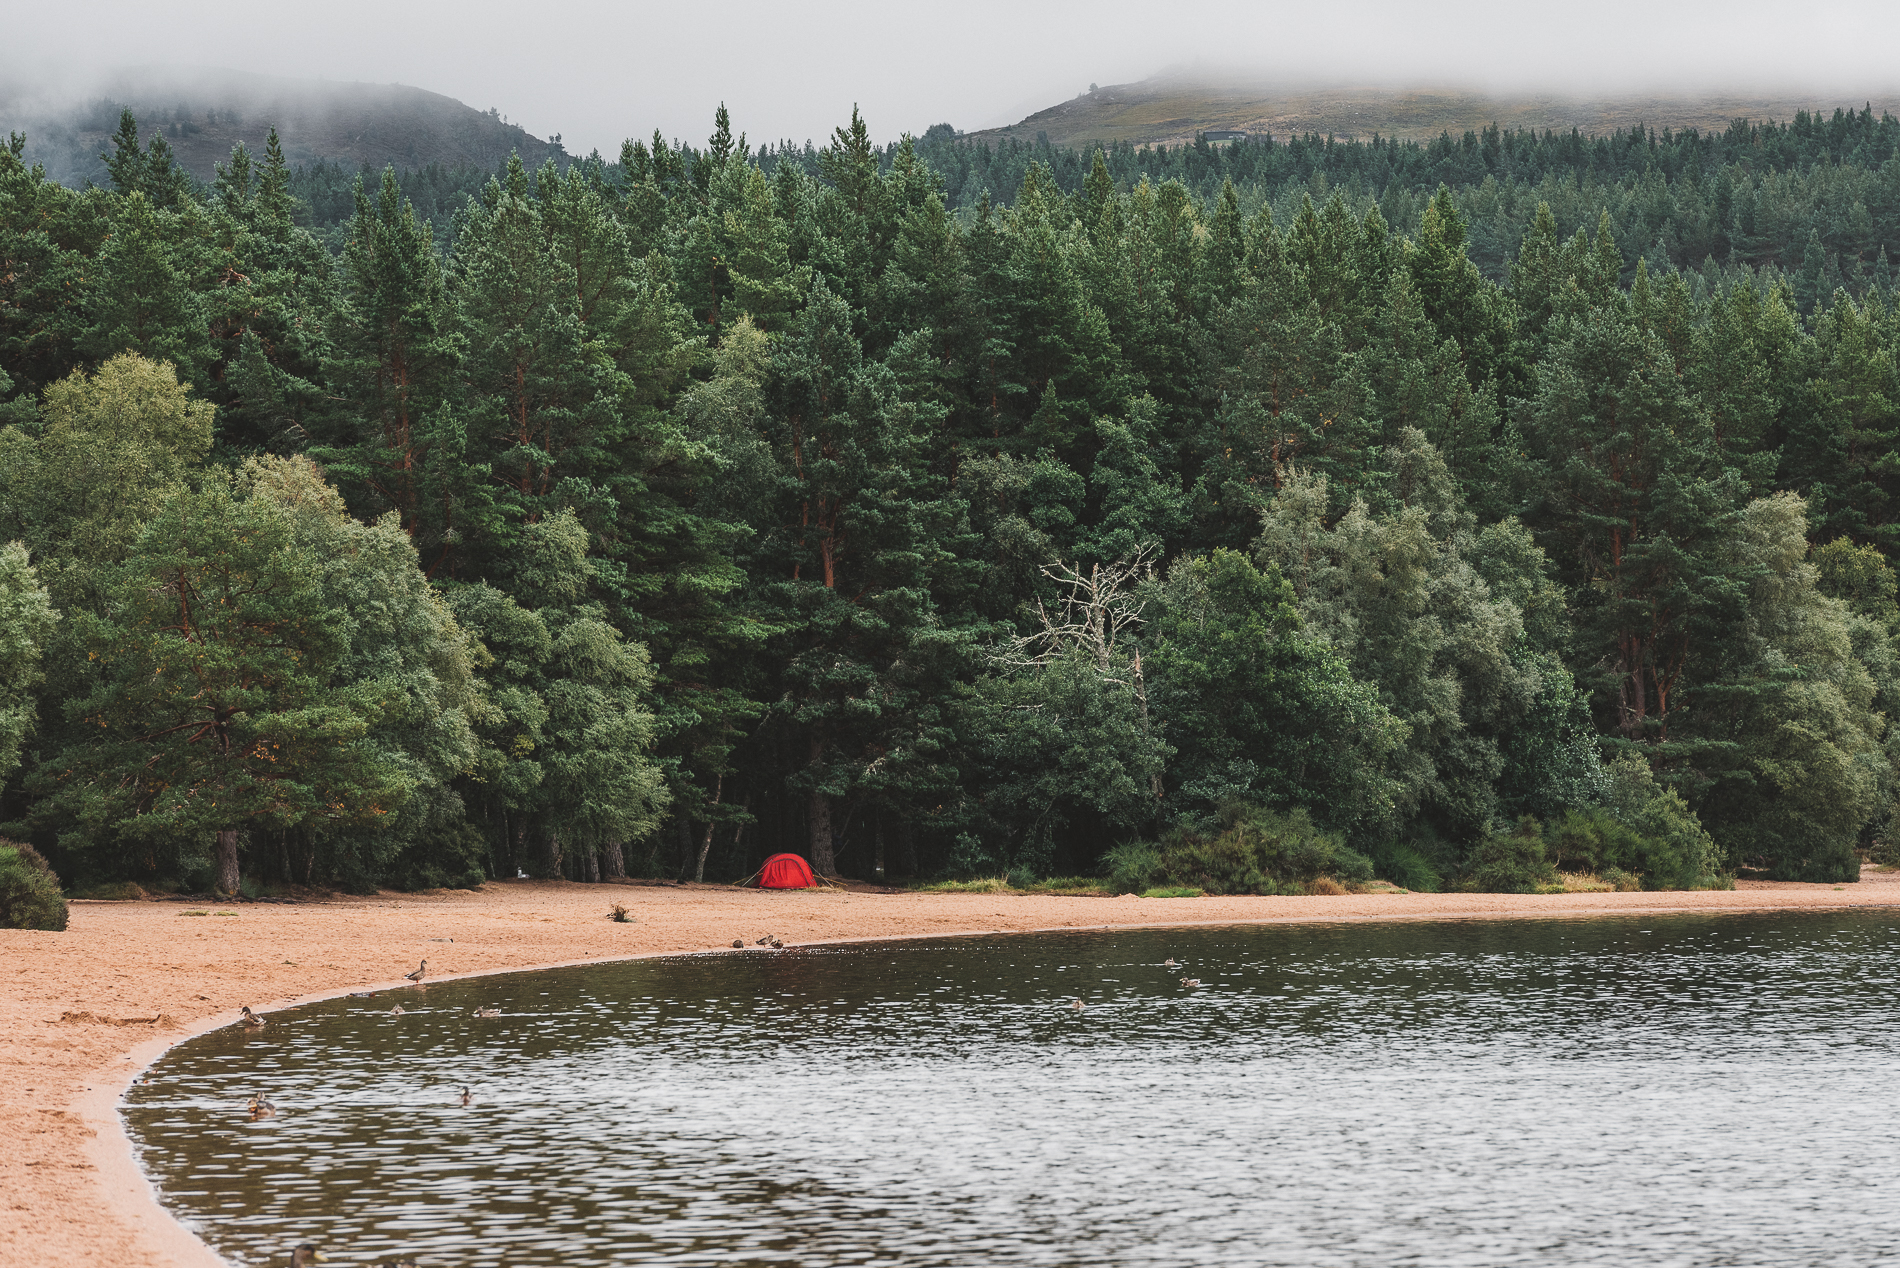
[759, 853, 818, 889]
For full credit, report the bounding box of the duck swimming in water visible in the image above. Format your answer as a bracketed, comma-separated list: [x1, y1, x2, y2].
[286, 1245, 329, 1267]
[239, 1006, 266, 1030]
[247, 1093, 277, 1119]
[1163, 958, 1179, 969]
[474, 1006, 500, 1018]
[1070, 998, 1086, 1012]
[460, 1086, 473, 1107]
[1180, 978, 1202, 988]
[389, 1004, 405, 1016]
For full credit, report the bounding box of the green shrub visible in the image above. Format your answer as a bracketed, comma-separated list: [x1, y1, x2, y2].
[1465, 818, 1559, 893]
[1371, 842, 1442, 892]
[1600, 757, 1731, 889]
[0, 840, 69, 931]
[1142, 886, 1205, 898]
[1103, 840, 1163, 894]
[1111, 803, 1373, 895]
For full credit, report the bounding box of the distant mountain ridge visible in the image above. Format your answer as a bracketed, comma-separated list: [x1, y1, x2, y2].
[2, 66, 566, 186]
[976, 76, 1900, 148]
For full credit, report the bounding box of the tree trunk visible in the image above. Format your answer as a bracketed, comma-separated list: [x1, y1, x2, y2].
[582, 845, 599, 883]
[730, 803, 751, 877]
[604, 839, 626, 878]
[809, 789, 835, 876]
[215, 829, 240, 896]
[544, 831, 563, 879]
[694, 774, 723, 883]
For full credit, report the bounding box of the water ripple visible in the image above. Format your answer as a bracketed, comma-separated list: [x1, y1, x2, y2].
[127, 912, 1900, 1267]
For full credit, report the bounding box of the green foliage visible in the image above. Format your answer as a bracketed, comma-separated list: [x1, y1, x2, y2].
[0, 541, 55, 780]
[0, 838, 67, 930]
[1463, 818, 1558, 894]
[1146, 548, 1407, 836]
[1113, 802, 1374, 896]
[1812, 537, 1900, 633]
[10, 101, 1900, 889]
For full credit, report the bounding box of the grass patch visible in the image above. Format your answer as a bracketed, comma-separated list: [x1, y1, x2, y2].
[179, 909, 210, 916]
[1141, 886, 1205, 898]
[71, 881, 146, 901]
[1023, 876, 1112, 896]
[913, 876, 1017, 894]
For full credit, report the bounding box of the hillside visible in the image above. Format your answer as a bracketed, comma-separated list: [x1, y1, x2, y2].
[1, 66, 566, 186]
[975, 75, 1900, 147]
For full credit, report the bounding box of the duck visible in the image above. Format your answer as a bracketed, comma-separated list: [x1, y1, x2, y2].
[349, 991, 377, 999]
[474, 1006, 500, 1018]
[1162, 958, 1179, 969]
[247, 1093, 277, 1119]
[731, 939, 745, 948]
[239, 1006, 266, 1030]
[1070, 998, 1086, 1012]
[389, 1004, 405, 1016]
[287, 1245, 329, 1267]
[459, 1086, 473, 1107]
[770, 938, 785, 949]
[1180, 978, 1202, 988]
[754, 936, 772, 946]
[402, 959, 428, 984]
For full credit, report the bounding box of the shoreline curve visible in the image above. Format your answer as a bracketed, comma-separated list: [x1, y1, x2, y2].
[8, 876, 1896, 1268]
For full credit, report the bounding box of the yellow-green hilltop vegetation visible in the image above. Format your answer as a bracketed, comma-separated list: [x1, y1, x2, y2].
[974, 74, 1900, 148]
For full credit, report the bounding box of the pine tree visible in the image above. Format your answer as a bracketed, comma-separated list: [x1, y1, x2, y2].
[320, 168, 468, 563]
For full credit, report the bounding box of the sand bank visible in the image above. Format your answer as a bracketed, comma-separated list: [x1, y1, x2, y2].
[5, 873, 1895, 1268]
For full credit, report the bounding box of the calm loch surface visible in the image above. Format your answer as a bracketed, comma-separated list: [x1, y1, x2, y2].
[125, 912, 1900, 1267]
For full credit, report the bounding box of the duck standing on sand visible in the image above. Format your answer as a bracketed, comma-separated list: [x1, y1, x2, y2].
[403, 959, 428, 984]
[287, 1245, 329, 1267]
[240, 1006, 266, 1030]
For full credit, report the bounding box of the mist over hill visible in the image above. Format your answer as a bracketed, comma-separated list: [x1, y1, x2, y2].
[0, 65, 566, 186]
[976, 74, 1900, 147]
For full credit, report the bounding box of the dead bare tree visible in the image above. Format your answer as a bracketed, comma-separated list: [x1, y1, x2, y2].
[991, 546, 1164, 795]
[992, 545, 1159, 678]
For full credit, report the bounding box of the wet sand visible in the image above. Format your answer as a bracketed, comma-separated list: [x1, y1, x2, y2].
[5, 873, 1895, 1268]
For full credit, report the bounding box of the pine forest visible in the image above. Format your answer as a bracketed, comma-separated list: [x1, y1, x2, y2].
[5, 99, 1900, 899]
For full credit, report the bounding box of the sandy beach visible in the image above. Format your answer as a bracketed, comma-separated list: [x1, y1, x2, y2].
[5, 872, 1896, 1268]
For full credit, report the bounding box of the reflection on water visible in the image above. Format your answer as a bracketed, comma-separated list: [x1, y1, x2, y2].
[126, 912, 1900, 1267]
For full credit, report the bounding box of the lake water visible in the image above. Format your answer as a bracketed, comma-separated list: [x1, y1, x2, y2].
[124, 912, 1900, 1267]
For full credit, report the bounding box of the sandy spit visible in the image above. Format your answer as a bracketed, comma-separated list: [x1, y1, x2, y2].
[4, 873, 1895, 1268]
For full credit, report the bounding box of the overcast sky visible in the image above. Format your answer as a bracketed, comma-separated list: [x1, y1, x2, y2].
[7, 0, 1900, 153]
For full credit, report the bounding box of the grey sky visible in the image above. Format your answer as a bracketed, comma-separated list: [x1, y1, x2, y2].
[7, 0, 1900, 154]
